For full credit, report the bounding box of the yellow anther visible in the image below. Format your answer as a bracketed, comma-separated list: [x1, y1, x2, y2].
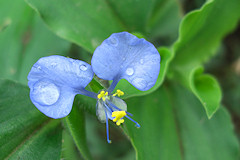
[116, 119, 124, 126]
[102, 97, 106, 101]
[113, 89, 124, 97]
[97, 91, 108, 101]
[112, 111, 126, 122]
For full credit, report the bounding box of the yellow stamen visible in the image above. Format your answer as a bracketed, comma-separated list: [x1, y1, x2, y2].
[97, 91, 108, 101]
[116, 119, 124, 126]
[112, 111, 126, 123]
[113, 89, 124, 97]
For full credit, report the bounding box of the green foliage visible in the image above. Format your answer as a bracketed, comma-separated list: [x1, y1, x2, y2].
[169, 0, 240, 118]
[124, 83, 239, 160]
[25, 0, 124, 52]
[0, 0, 240, 159]
[0, 79, 61, 159]
[0, 0, 70, 85]
[62, 103, 92, 160]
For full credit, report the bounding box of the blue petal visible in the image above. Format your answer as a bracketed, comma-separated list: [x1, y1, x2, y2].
[30, 79, 76, 118]
[28, 55, 94, 89]
[28, 55, 94, 118]
[91, 32, 160, 91]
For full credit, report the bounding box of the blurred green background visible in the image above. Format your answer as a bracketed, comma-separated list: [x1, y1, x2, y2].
[0, 0, 240, 159]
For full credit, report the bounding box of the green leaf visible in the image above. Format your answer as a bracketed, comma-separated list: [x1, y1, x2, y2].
[0, 79, 62, 159]
[147, 0, 182, 40]
[115, 47, 172, 99]
[0, 0, 33, 81]
[106, 0, 182, 40]
[172, 0, 240, 66]
[8, 120, 62, 160]
[25, 0, 124, 52]
[190, 67, 222, 117]
[17, 15, 70, 85]
[124, 82, 239, 160]
[61, 130, 82, 160]
[62, 102, 92, 160]
[0, 0, 70, 84]
[169, 0, 240, 117]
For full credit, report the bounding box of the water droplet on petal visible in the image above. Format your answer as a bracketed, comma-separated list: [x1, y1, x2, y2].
[109, 37, 118, 46]
[80, 64, 87, 71]
[51, 62, 57, 67]
[132, 78, 147, 89]
[140, 59, 144, 64]
[32, 81, 60, 106]
[126, 68, 134, 76]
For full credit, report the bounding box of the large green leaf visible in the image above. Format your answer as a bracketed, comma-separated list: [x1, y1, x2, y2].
[8, 120, 62, 160]
[0, 0, 70, 84]
[25, 0, 124, 52]
[0, 0, 33, 81]
[124, 82, 239, 160]
[62, 103, 92, 160]
[17, 15, 70, 85]
[147, 0, 182, 40]
[0, 79, 62, 159]
[115, 47, 172, 99]
[61, 130, 82, 160]
[107, 0, 182, 37]
[169, 0, 240, 118]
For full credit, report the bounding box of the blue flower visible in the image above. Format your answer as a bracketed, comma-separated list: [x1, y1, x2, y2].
[28, 32, 160, 143]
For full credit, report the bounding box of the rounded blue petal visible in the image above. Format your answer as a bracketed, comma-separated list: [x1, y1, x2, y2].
[28, 55, 94, 118]
[91, 32, 160, 91]
[30, 79, 75, 118]
[28, 55, 94, 89]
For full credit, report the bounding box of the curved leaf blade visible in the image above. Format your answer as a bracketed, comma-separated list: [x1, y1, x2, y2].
[62, 102, 92, 160]
[172, 0, 240, 66]
[25, 0, 124, 52]
[124, 83, 239, 160]
[8, 120, 62, 160]
[190, 67, 222, 118]
[169, 0, 240, 117]
[0, 79, 55, 159]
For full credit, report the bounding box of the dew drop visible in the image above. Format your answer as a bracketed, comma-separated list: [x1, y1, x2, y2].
[140, 59, 144, 64]
[126, 68, 134, 76]
[37, 66, 41, 70]
[80, 64, 87, 71]
[109, 37, 118, 46]
[132, 78, 147, 89]
[32, 81, 60, 106]
[51, 62, 57, 68]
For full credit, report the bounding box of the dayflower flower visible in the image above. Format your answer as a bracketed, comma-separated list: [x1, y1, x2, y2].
[28, 32, 160, 143]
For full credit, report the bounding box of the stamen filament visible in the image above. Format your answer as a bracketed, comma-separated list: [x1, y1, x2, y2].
[104, 109, 111, 144]
[107, 100, 133, 116]
[103, 102, 113, 112]
[125, 115, 140, 128]
[108, 77, 120, 93]
[78, 89, 98, 99]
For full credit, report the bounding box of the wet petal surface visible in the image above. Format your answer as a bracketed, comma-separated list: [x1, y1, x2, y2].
[91, 32, 160, 91]
[28, 55, 94, 118]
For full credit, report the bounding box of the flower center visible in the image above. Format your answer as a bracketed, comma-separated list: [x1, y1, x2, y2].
[96, 89, 140, 143]
[97, 90, 109, 101]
